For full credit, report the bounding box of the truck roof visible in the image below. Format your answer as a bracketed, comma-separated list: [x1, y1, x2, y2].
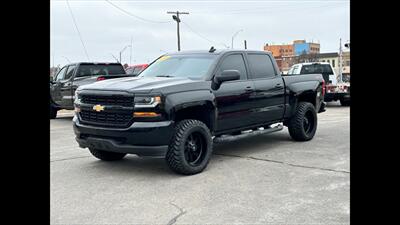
[293, 62, 331, 66]
[166, 49, 272, 55]
[64, 62, 123, 66]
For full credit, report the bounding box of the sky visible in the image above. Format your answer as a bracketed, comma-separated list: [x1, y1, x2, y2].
[50, 0, 350, 67]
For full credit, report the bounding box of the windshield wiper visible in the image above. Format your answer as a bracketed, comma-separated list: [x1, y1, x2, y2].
[155, 75, 174, 78]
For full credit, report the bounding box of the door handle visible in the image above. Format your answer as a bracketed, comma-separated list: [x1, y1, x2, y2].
[245, 86, 254, 92]
[275, 83, 282, 88]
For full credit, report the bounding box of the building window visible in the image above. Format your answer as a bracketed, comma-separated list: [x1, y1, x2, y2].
[327, 60, 330, 63]
[332, 60, 335, 67]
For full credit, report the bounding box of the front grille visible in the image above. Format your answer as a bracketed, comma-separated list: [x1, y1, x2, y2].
[79, 110, 132, 127]
[81, 94, 134, 107]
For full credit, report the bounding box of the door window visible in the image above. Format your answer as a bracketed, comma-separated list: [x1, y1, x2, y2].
[64, 65, 76, 80]
[217, 54, 247, 80]
[55, 66, 68, 81]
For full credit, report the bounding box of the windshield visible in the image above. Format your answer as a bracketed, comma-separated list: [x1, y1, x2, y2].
[76, 64, 125, 77]
[140, 55, 216, 79]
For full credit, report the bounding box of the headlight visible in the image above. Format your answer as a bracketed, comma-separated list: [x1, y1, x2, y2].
[134, 96, 162, 108]
[74, 91, 81, 104]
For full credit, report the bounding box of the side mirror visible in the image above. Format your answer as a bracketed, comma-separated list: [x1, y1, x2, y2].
[214, 70, 240, 84]
[50, 76, 54, 83]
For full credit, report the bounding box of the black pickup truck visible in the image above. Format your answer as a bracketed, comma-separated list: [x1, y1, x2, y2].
[73, 49, 326, 175]
[50, 62, 128, 119]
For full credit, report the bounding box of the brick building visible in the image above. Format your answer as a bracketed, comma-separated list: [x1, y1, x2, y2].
[264, 40, 320, 72]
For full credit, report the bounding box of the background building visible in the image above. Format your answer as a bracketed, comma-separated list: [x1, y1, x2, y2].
[264, 40, 320, 72]
[316, 52, 339, 74]
[293, 40, 320, 56]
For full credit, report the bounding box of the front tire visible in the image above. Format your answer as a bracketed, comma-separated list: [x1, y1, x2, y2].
[89, 148, 127, 161]
[288, 102, 317, 141]
[50, 105, 58, 119]
[340, 98, 350, 106]
[165, 119, 213, 175]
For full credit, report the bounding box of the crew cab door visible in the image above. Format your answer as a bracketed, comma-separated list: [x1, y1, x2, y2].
[245, 53, 285, 124]
[60, 64, 77, 108]
[50, 66, 68, 106]
[213, 53, 256, 132]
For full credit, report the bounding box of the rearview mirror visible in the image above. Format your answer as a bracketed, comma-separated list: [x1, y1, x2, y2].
[214, 70, 240, 84]
[50, 76, 54, 82]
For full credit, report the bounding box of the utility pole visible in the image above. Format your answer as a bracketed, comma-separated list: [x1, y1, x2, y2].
[167, 11, 189, 51]
[339, 38, 343, 83]
[130, 36, 133, 65]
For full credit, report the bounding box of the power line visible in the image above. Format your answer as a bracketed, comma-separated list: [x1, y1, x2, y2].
[66, 0, 90, 61]
[66, 1, 90, 62]
[105, 0, 171, 24]
[181, 22, 229, 48]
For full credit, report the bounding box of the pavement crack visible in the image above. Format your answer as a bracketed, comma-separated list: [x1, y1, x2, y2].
[166, 202, 186, 225]
[214, 153, 350, 174]
[50, 156, 91, 163]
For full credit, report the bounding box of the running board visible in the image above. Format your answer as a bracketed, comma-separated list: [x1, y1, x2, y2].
[213, 124, 284, 143]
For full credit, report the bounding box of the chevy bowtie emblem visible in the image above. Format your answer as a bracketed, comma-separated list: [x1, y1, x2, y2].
[93, 104, 105, 112]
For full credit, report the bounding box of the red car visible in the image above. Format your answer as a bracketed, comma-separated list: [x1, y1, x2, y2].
[125, 64, 148, 76]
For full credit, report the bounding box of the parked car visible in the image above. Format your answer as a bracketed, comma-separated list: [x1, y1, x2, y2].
[287, 62, 350, 106]
[125, 64, 148, 76]
[73, 49, 326, 175]
[50, 62, 129, 119]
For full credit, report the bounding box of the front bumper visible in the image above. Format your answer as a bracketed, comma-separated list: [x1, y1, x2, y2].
[73, 116, 175, 157]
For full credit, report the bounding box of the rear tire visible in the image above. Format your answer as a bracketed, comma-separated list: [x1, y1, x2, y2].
[165, 119, 213, 175]
[89, 148, 127, 161]
[50, 105, 58, 119]
[340, 99, 350, 106]
[288, 102, 317, 141]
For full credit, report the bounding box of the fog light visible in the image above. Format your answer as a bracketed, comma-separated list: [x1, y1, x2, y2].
[133, 112, 160, 117]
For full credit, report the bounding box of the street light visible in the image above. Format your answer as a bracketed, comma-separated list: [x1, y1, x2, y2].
[119, 45, 131, 64]
[231, 29, 243, 49]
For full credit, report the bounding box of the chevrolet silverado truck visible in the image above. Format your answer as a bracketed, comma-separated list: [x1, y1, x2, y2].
[287, 62, 350, 106]
[50, 62, 128, 119]
[73, 49, 326, 175]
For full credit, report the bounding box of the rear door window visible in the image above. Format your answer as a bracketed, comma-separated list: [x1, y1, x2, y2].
[76, 64, 126, 77]
[247, 54, 276, 79]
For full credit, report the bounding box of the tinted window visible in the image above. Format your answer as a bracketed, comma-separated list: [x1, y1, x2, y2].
[76, 64, 126, 77]
[55, 66, 68, 81]
[64, 65, 76, 80]
[247, 54, 276, 79]
[300, 64, 333, 75]
[299, 64, 333, 83]
[140, 55, 216, 79]
[217, 54, 247, 80]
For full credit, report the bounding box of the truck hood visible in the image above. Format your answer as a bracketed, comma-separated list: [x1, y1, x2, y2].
[78, 76, 210, 94]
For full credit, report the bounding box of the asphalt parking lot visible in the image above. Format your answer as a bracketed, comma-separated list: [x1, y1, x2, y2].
[51, 102, 350, 225]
